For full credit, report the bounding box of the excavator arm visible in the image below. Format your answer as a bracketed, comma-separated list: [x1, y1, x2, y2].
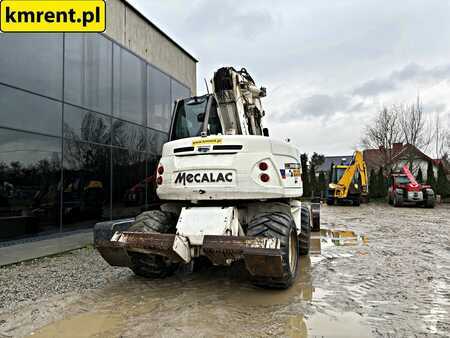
[212, 67, 266, 136]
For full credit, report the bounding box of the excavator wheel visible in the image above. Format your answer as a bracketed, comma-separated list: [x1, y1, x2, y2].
[393, 193, 404, 207]
[247, 212, 299, 289]
[298, 206, 311, 256]
[424, 191, 435, 208]
[128, 210, 179, 278]
[388, 195, 393, 205]
[425, 199, 435, 208]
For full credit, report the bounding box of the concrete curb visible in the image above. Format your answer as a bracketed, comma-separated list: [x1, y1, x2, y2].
[0, 231, 93, 267]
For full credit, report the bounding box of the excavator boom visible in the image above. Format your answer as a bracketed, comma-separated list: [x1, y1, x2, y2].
[401, 165, 419, 187]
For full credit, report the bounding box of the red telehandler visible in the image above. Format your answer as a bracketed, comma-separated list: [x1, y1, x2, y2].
[388, 165, 435, 208]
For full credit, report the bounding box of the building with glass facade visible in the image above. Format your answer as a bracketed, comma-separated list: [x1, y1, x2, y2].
[0, 0, 197, 242]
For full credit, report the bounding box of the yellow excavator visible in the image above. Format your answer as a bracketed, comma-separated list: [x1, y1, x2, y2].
[326, 151, 368, 206]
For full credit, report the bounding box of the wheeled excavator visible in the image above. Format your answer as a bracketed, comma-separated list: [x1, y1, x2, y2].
[326, 150, 368, 206]
[94, 67, 320, 289]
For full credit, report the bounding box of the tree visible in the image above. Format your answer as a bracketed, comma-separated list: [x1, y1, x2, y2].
[369, 169, 377, 198]
[426, 160, 436, 191]
[328, 162, 334, 184]
[361, 106, 403, 170]
[397, 96, 432, 169]
[309, 152, 324, 196]
[416, 167, 424, 183]
[300, 153, 310, 197]
[432, 112, 449, 160]
[309, 163, 317, 196]
[376, 167, 387, 198]
[310, 152, 325, 169]
[318, 171, 327, 197]
[436, 163, 449, 198]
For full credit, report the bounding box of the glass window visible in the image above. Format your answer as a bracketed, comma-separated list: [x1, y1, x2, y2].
[0, 84, 62, 137]
[148, 66, 171, 132]
[394, 176, 410, 185]
[112, 119, 146, 152]
[64, 33, 112, 114]
[113, 45, 146, 125]
[63, 104, 111, 145]
[63, 140, 111, 229]
[171, 79, 191, 108]
[0, 33, 63, 99]
[0, 128, 61, 241]
[207, 100, 223, 136]
[170, 96, 212, 140]
[112, 149, 146, 219]
[147, 129, 168, 155]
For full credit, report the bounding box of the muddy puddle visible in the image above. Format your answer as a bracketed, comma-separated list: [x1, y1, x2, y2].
[22, 227, 372, 338]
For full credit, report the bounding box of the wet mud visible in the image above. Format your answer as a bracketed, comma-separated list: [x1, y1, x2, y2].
[1, 203, 449, 337]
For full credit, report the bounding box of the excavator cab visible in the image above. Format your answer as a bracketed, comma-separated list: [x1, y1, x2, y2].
[170, 95, 223, 141]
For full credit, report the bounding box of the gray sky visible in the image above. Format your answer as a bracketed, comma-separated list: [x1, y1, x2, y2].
[130, 0, 450, 156]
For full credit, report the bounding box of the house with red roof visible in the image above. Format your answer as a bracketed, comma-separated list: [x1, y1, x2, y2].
[363, 143, 444, 179]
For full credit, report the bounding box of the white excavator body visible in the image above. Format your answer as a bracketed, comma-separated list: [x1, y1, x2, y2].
[95, 67, 319, 289]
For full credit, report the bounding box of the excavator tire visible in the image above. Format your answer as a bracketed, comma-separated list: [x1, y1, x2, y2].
[424, 191, 435, 208]
[425, 199, 435, 208]
[247, 212, 299, 289]
[298, 206, 311, 256]
[128, 210, 178, 278]
[393, 192, 404, 207]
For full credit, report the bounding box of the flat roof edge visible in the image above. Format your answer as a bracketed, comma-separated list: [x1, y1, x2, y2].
[120, 0, 198, 63]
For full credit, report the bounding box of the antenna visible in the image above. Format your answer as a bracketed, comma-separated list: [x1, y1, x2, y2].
[204, 78, 210, 94]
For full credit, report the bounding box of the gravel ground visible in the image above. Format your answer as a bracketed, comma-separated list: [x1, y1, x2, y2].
[0, 203, 449, 337]
[0, 246, 130, 311]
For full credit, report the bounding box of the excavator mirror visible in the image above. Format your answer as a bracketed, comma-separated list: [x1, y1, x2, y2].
[263, 128, 270, 137]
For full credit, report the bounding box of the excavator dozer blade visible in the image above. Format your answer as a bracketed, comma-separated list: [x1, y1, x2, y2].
[94, 224, 286, 278]
[94, 219, 135, 268]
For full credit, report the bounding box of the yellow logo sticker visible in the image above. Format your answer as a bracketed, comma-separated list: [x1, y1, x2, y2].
[0, 0, 106, 32]
[192, 138, 223, 147]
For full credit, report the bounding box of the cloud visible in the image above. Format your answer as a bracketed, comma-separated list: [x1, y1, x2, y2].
[128, 0, 450, 155]
[277, 94, 352, 121]
[354, 63, 450, 97]
[272, 62, 450, 125]
[423, 102, 447, 114]
[184, 1, 274, 40]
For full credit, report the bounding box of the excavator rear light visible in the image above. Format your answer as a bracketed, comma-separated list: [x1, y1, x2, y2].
[158, 165, 164, 175]
[260, 173, 270, 183]
[259, 162, 269, 171]
[157, 176, 163, 185]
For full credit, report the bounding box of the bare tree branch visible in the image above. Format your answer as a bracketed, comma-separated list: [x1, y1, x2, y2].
[432, 112, 450, 160]
[361, 105, 403, 169]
